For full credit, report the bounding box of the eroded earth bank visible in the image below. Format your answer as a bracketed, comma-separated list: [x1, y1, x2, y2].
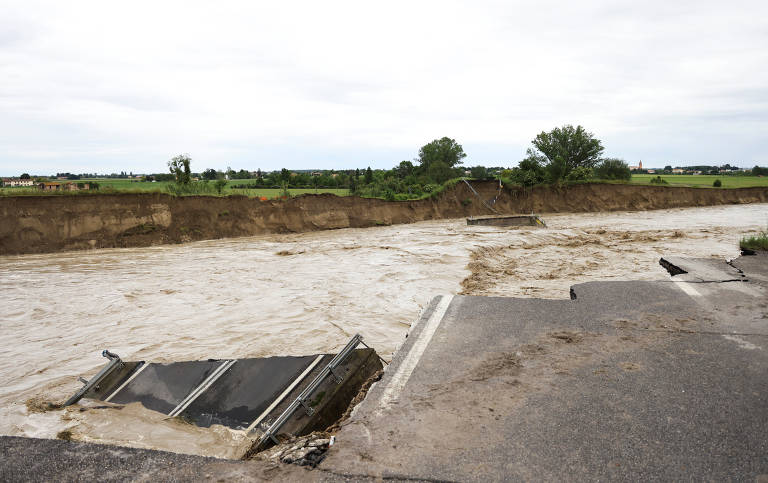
[2, 182, 768, 255]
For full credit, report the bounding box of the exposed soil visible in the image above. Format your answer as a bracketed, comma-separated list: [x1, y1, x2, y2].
[2, 182, 768, 255]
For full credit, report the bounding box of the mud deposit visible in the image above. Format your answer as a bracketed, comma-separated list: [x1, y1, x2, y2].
[0, 203, 765, 457]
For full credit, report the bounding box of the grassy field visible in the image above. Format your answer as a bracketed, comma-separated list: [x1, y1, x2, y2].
[82, 178, 350, 197]
[81, 178, 170, 191]
[0, 178, 350, 198]
[630, 174, 768, 188]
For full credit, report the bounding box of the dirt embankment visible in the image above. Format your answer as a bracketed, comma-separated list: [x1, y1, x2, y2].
[2, 182, 767, 255]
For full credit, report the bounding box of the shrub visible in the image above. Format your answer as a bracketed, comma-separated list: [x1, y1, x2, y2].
[740, 228, 768, 252]
[507, 157, 546, 186]
[565, 166, 593, 182]
[594, 158, 631, 181]
[650, 176, 668, 185]
[713, 179, 722, 187]
[166, 181, 215, 196]
[214, 179, 228, 194]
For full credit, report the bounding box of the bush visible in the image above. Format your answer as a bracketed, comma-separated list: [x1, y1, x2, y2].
[565, 166, 593, 182]
[214, 179, 228, 194]
[650, 176, 668, 185]
[713, 179, 722, 187]
[740, 228, 768, 252]
[166, 181, 215, 196]
[507, 157, 546, 186]
[594, 158, 631, 181]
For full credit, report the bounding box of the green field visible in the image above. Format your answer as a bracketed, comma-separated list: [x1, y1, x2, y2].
[0, 178, 350, 197]
[81, 178, 170, 191]
[80, 178, 350, 197]
[630, 174, 768, 188]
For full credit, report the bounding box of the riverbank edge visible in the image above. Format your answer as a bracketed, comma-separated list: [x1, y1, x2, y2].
[2, 182, 768, 255]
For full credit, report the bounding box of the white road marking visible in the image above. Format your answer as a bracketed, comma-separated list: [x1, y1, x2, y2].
[722, 335, 762, 350]
[674, 280, 702, 297]
[168, 360, 235, 417]
[246, 354, 325, 434]
[377, 295, 453, 412]
[104, 362, 148, 402]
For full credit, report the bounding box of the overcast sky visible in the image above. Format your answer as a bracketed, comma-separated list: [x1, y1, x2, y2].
[1, 0, 766, 175]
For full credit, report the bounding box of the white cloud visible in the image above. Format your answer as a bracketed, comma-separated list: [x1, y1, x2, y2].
[1, 0, 766, 175]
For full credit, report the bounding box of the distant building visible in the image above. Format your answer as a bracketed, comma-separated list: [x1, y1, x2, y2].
[39, 182, 62, 191]
[629, 160, 643, 171]
[672, 168, 685, 174]
[646, 169, 656, 174]
[1, 178, 35, 187]
[38, 182, 90, 191]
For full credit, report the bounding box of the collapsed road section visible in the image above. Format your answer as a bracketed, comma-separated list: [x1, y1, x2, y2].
[319, 253, 768, 480]
[64, 334, 382, 454]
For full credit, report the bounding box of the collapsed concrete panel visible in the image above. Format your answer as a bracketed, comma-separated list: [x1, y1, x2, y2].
[467, 214, 546, 227]
[64, 334, 383, 450]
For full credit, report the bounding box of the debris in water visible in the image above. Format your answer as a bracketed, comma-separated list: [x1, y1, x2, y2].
[467, 214, 547, 227]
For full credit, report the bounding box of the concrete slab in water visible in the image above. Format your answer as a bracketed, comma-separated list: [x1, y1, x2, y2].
[107, 360, 222, 415]
[181, 355, 318, 430]
[466, 214, 545, 227]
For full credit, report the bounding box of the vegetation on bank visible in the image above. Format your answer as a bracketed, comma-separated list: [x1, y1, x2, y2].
[3, 126, 767, 199]
[740, 228, 768, 252]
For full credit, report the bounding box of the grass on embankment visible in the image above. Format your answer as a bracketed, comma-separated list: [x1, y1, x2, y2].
[0, 179, 349, 198]
[740, 229, 768, 252]
[629, 174, 768, 188]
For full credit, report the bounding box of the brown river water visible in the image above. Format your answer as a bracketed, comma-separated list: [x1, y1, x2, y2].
[1, 204, 766, 457]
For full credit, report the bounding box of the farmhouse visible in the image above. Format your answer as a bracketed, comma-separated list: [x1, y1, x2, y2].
[39, 182, 62, 191]
[37, 181, 91, 191]
[1, 178, 35, 187]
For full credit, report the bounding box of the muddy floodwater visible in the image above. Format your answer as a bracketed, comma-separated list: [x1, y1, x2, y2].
[1, 203, 766, 457]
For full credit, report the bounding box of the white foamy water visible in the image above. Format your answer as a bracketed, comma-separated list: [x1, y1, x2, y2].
[1, 203, 765, 457]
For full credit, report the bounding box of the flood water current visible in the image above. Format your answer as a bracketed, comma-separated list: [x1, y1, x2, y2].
[1, 203, 766, 457]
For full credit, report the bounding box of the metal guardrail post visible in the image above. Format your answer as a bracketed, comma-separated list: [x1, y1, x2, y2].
[253, 334, 364, 445]
[64, 350, 123, 406]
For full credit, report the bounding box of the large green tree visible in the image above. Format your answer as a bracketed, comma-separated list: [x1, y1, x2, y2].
[417, 137, 466, 171]
[168, 154, 192, 184]
[394, 160, 415, 179]
[202, 168, 218, 180]
[529, 125, 603, 181]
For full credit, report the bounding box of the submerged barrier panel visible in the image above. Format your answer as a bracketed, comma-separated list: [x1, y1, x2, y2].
[467, 214, 546, 227]
[65, 334, 383, 444]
